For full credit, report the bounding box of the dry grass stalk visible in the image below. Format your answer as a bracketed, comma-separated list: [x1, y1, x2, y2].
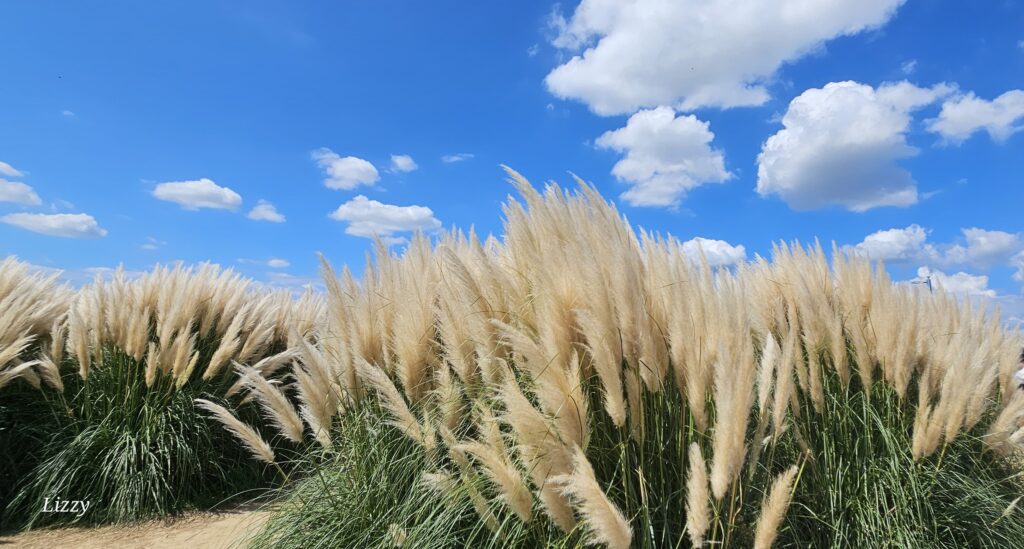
[194, 398, 275, 464]
[753, 465, 799, 549]
[554, 446, 633, 549]
[685, 443, 711, 547]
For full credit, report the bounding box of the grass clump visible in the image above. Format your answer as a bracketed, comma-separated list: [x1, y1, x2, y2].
[779, 372, 1024, 547]
[3, 170, 1024, 547]
[0, 263, 321, 530]
[237, 169, 1024, 548]
[250, 403, 576, 549]
[3, 349, 276, 528]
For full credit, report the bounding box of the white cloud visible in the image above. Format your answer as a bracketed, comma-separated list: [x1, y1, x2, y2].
[681, 237, 746, 267]
[152, 178, 242, 210]
[0, 179, 42, 206]
[264, 271, 321, 292]
[545, 0, 905, 115]
[757, 81, 951, 212]
[238, 257, 290, 268]
[247, 199, 286, 223]
[441, 153, 474, 163]
[595, 106, 730, 207]
[311, 148, 379, 190]
[926, 90, 1024, 144]
[845, 226, 1023, 271]
[900, 59, 917, 75]
[62, 110, 76, 118]
[942, 228, 1023, 268]
[50, 199, 75, 212]
[0, 161, 23, 177]
[389, 154, 418, 173]
[1, 212, 107, 239]
[915, 266, 995, 297]
[844, 224, 933, 262]
[140, 237, 166, 251]
[1012, 252, 1024, 284]
[328, 195, 441, 244]
[998, 295, 1024, 328]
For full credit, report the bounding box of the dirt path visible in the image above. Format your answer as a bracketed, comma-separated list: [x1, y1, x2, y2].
[0, 508, 270, 549]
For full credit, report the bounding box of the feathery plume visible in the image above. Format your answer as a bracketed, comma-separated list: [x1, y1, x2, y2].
[194, 398, 275, 464]
[553, 445, 632, 549]
[685, 443, 711, 547]
[753, 465, 799, 549]
[235, 364, 305, 443]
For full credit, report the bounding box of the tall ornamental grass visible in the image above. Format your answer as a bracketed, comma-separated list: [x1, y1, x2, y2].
[216, 168, 1024, 548]
[0, 262, 323, 528]
[0, 258, 72, 528]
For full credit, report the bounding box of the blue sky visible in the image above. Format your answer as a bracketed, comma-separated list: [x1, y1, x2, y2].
[1, 1, 1023, 317]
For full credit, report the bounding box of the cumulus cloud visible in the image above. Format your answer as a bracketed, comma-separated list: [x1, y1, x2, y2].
[238, 257, 291, 268]
[328, 195, 442, 245]
[0, 179, 42, 206]
[0, 161, 23, 177]
[1, 212, 107, 239]
[595, 107, 731, 207]
[311, 148, 379, 190]
[247, 199, 286, 223]
[757, 81, 952, 212]
[140, 237, 166, 251]
[942, 228, 1023, 268]
[914, 266, 995, 297]
[546, 0, 905, 115]
[844, 224, 933, 262]
[1012, 252, 1024, 284]
[926, 89, 1024, 144]
[152, 178, 242, 210]
[441, 153, 474, 163]
[844, 226, 1023, 271]
[389, 154, 418, 173]
[264, 271, 321, 292]
[681, 237, 746, 267]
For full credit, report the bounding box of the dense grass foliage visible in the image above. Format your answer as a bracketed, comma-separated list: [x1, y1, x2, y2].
[1, 348, 279, 528]
[3, 172, 1024, 547]
[253, 368, 1024, 548]
[0, 263, 319, 530]
[250, 404, 577, 549]
[237, 170, 1024, 548]
[777, 370, 1024, 547]
[0, 377, 56, 531]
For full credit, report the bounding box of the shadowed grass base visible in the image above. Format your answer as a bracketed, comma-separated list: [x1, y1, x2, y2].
[254, 363, 1024, 548]
[250, 403, 578, 549]
[1, 348, 279, 530]
[777, 370, 1024, 547]
[0, 377, 56, 532]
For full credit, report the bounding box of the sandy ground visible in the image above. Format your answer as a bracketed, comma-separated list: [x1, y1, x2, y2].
[0, 508, 270, 549]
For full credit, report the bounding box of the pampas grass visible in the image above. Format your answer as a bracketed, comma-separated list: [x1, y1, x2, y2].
[753, 465, 799, 549]
[235, 169, 1024, 547]
[195, 398, 276, 464]
[4, 168, 1024, 545]
[554, 446, 633, 549]
[684, 443, 711, 547]
[0, 261, 313, 528]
